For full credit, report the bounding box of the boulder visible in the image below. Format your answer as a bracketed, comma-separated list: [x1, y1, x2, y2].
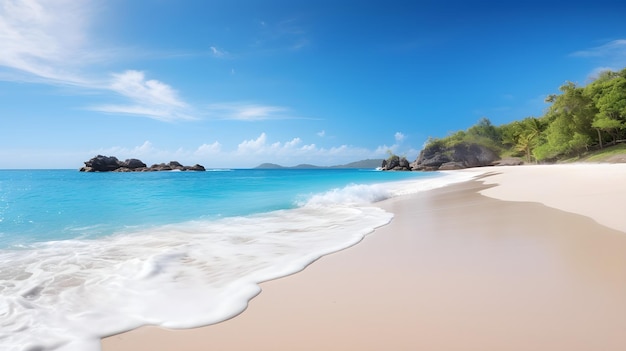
[412, 143, 499, 171]
[81, 155, 124, 172]
[184, 164, 206, 171]
[150, 163, 172, 171]
[124, 158, 147, 169]
[168, 161, 183, 169]
[380, 155, 412, 171]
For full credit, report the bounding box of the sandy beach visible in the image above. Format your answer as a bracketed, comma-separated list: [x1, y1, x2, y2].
[102, 164, 626, 351]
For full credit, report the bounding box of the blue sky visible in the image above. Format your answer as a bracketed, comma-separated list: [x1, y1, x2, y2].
[1, 0, 626, 168]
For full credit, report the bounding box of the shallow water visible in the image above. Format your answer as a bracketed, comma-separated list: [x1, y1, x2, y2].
[0, 169, 474, 351]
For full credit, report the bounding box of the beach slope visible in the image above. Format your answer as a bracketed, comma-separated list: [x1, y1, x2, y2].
[103, 164, 626, 351]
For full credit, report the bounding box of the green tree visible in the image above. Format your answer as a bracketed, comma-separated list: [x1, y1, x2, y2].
[514, 117, 543, 162]
[537, 81, 597, 159]
[590, 76, 626, 145]
[467, 117, 500, 142]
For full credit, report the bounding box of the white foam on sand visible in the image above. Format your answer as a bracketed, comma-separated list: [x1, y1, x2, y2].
[0, 206, 392, 351]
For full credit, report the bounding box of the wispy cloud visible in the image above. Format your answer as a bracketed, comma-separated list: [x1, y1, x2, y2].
[195, 141, 222, 155]
[237, 133, 270, 154]
[373, 132, 413, 156]
[209, 46, 228, 58]
[571, 39, 626, 79]
[571, 39, 626, 58]
[394, 132, 406, 143]
[94, 140, 156, 159]
[87, 134, 414, 169]
[236, 133, 307, 156]
[89, 70, 194, 121]
[234, 133, 374, 164]
[0, 0, 194, 122]
[207, 102, 295, 121]
[0, 0, 96, 85]
[254, 17, 309, 52]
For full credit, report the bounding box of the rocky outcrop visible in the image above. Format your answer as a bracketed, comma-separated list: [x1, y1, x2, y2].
[80, 155, 206, 172]
[411, 143, 499, 171]
[380, 155, 412, 171]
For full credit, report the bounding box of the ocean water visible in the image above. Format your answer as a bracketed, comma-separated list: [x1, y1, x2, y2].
[0, 168, 475, 351]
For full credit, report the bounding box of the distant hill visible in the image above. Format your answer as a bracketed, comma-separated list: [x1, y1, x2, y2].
[254, 159, 384, 169]
[255, 163, 322, 169]
[255, 163, 286, 169]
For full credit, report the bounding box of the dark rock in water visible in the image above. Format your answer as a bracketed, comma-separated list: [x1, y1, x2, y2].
[124, 158, 147, 169]
[185, 164, 206, 171]
[80, 155, 124, 172]
[149, 163, 172, 171]
[169, 161, 183, 169]
[80, 156, 205, 172]
[412, 142, 499, 171]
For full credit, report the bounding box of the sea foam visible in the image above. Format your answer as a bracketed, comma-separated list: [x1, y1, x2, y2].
[0, 171, 477, 351]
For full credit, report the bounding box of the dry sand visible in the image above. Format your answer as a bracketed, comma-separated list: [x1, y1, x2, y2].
[103, 164, 626, 351]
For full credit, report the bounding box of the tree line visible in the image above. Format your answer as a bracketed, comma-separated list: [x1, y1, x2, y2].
[425, 67, 626, 163]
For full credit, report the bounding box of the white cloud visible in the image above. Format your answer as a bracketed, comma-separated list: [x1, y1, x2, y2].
[91, 140, 210, 167]
[237, 133, 269, 153]
[370, 133, 409, 156]
[254, 17, 309, 52]
[571, 39, 626, 58]
[0, 0, 195, 122]
[375, 144, 396, 154]
[93, 140, 155, 160]
[210, 46, 227, 58]
[572, 39, 626, 80]
[109, 70, 186, 108]
[78, 135, 418, 169]
[195, 142, 222, 155]
[235, 133, 370, 164]
[236, 134, 304, 155]
[0, 0, 95, 84]
[291, 38, 309, 51]
[394, 132, 405, 143]
[89, 70, 194, 121]
[284, 137, 302, 148]
[135, 140, 154, 154]
[585, 66, 618, 81]
[1, 1, 315, 123]
[301, 143, 317, 151]
[207, 102, 293, 121]
[317, 130, 326, 137]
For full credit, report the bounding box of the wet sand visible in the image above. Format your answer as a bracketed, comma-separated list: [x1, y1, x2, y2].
[103, 165, 626, 351]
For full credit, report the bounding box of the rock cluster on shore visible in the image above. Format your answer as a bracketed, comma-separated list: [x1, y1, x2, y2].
[380, 155, 412, 171]
[381, 142, 521, 171]
[80, 155, 206, 172]
[411, 142, 499, 171]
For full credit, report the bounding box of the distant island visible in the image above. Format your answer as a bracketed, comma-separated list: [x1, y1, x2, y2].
[255, 159, 384, 169]
[80, 155, 206, 172]
[80, 155, 383, 172]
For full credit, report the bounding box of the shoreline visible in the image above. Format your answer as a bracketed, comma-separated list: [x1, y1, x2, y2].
[103, 164, 626, 351]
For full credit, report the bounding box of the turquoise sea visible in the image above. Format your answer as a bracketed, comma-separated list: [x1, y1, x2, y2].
[0, 168, 473, 351]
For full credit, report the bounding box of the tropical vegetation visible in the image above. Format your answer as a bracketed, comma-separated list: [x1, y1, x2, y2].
[424, 67, 626, 163]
